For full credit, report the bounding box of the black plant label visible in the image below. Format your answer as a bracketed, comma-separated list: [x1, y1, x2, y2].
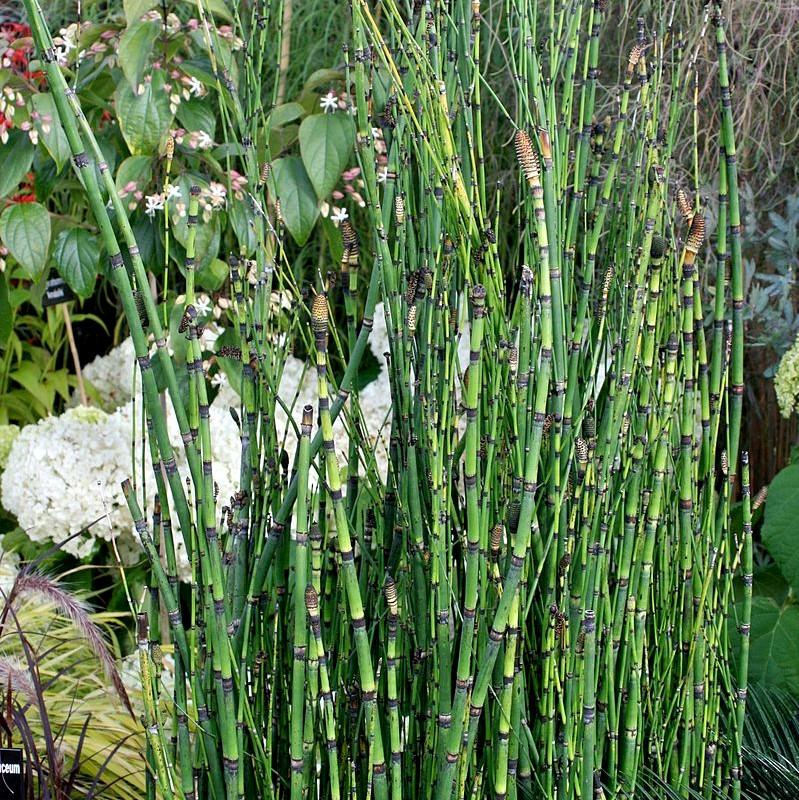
[42, 277, 75, 307]
[0, 748, 23, 798]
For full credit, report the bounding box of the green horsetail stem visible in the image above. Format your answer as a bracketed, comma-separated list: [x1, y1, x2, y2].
[313, 294, 389, 800]
[21, 0, 751, 796]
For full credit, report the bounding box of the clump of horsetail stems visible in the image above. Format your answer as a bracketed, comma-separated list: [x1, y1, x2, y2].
[22, 0, 750, 798]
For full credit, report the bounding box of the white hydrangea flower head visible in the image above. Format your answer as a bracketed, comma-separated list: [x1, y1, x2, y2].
[775, 331, 799, 418]
[1, 407, 134, 559]
[77, 338, 138, 411]
[3, 317, 402, 572]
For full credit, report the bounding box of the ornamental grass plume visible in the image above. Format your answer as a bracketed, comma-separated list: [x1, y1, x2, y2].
[0, 558, 144, 799]
[19, 1, 752, 799]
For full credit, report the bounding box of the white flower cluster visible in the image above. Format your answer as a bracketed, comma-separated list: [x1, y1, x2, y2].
[1, 406, 135, 559]
[77, 337, 137, 412]
[775, 331, 799, 418]
[1, 302, 474, 570]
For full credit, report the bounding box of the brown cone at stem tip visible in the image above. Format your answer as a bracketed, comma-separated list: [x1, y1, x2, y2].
[394, 195, 405, 225]
[650, 235, 667, 259]
[133, 290, 149, 327]
[686, 213, 705, 253]
[304, 584, 319, 617]
[406, 272, 420, 306]
[406, 305, 418, 334]
[471, 284, 487, 317]
[490, 523, 503, 555]
[521, 264, 533, 295]
[602, 265, 614, 294]
[628, 43, 644, 70]
[217, 346, 242, 360]
[384, 576, 398, 616]
[676, 188, 693, 224]
[341, 220, 358, 249]
[259, 162, 271, 185]
[165, 136, 175, 160]
[311, 293, 329, 337]
[514, 130, 540, 184]
[752, 486, 768, 510]
[179, 304, 197, 334]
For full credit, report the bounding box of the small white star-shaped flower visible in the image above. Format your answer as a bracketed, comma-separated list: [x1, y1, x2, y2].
[194, 294, 212, 316]
[144, 194, 165, 218]
[320, 91, 338, 113]
[330, 207, 349, 225]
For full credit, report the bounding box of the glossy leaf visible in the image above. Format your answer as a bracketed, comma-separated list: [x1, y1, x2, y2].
[115, 155, 153, 198]
[0, 130, 35, 200]
[299, 112, 354, 201]
[272, 157, 319, 246]
[197, 258, 229, 292]
[123, 0, 157, 25]
[732, 595, 799, 695]
[53, 228, 100, 299]
[118, 19, 160, 90]
[0, 202, 51, 281]
[229, 200, 257, 256]
[31, 93, 70, 173]
[762, 463, 799, 595]
[115, 73, 174, 156]
[268, 102, 306, 129]
[176, 98, 217, 139]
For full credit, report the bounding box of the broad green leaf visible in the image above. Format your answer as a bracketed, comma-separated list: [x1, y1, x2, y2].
[731, 595, 799, 695]
[272, 157, 319, 246]
[115, 73, 174, 156]
[131, 214, 164, 273]
[229, 200, 257, 256]
[31, 94, 70, 173]
[118, 19, 160, 90]
[33, 150, 60, 201]
[302, 69, 345, 93]
[123, 0, 157, 25]
[762, 463, 799, 595]
[197, 258, 228, 292]
[0, 203, 51, 281]
[0, 273, 11, 344]
[53, 228, 100, 299]
[268, 102, 306, 130]
[9, 361, 53, 410]
[299, 112, 355, 201]
[115, 155, 153, 197]
[269, 124, 299, 158]
[179, 58, 217, 89]
[176, 98, 217, 138]
[0, 130, 34, 200]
